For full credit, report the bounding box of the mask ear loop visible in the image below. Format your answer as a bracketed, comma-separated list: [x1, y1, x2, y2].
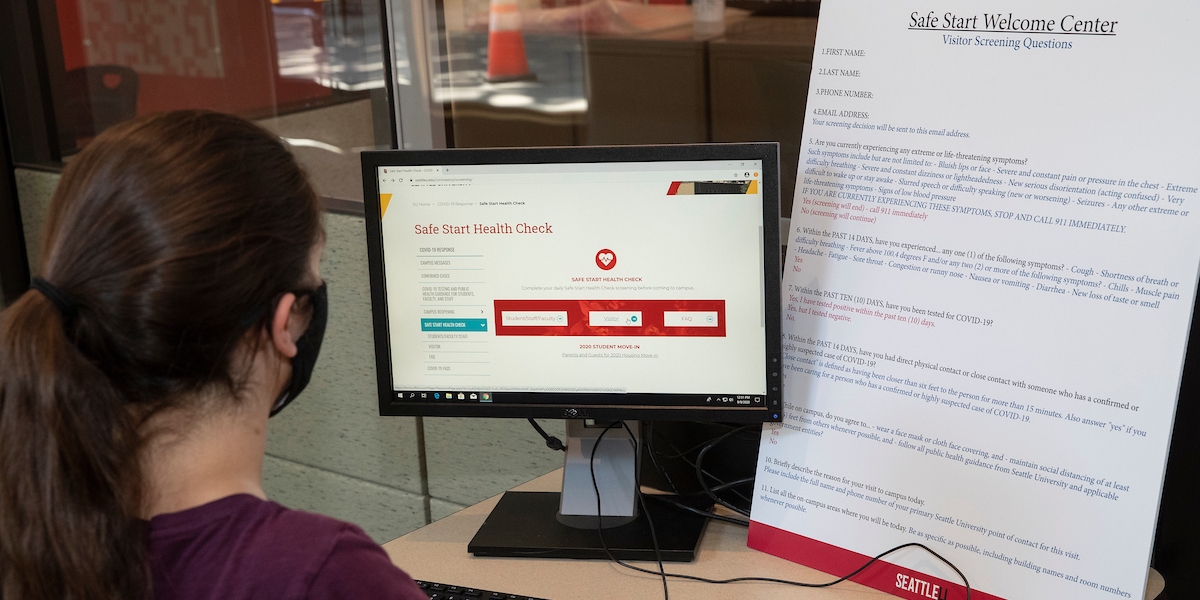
[235, 290, 305, 374]
[237, 284, 319, 331]
[237, 294, 302, 386]
[267, 282, 327, 417]
[237, 296, 290, 414]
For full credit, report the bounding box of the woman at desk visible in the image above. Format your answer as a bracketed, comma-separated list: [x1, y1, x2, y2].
[0, 112, 425, 600]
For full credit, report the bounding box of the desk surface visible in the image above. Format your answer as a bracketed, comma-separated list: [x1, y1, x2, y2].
[382, 470, 1165, 600]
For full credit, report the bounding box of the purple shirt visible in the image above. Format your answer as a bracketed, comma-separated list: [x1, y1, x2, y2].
[148, 494, 427, 600]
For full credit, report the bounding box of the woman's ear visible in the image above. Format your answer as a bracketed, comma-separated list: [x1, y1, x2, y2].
[270, 293, 300, 359]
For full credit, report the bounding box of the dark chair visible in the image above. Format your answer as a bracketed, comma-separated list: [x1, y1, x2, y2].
[64, 65, 139, 140]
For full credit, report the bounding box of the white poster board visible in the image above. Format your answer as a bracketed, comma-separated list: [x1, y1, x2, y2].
[748, 2, 1200, 599]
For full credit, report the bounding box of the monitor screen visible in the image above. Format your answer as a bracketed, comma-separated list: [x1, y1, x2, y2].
[362, 145, 781, 421]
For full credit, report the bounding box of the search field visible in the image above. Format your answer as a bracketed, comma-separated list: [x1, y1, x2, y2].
[501, 311, 568, 326]
[589, 311, 643, 327]
[664, 311, 719, 327]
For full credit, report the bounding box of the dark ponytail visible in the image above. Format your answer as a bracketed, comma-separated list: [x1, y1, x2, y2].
[0, 294, 147, 599]
[0, 111, 323, 599]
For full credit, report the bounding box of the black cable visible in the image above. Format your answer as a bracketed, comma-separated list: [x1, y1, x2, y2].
[621, 421, 669, 600]
[645, 423, 684, 496]
[647, 422, 744, 460]
[726, 486, 754, 506]
[645, 426, 753, 497]
[709, 476, 754, 493]
[593, 424, 973, 598]
[647, 424, 754, 506]
[649, 495, 750, 527]
[634, 487, 672, 599]
[528, 418, 565, 451]
[643, 424, 749, 527]
[605, 540, 972, 599]
[589, 422, 668, 600]
[650, 425, 753, 493]
[695, 425, 757, 517]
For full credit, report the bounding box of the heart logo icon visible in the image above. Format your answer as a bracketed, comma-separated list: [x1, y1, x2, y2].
[595, 249, 616, 270]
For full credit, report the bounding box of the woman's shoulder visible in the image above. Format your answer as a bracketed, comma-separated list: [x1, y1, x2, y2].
[150, 493, 347, 558]
[149, 494, 425, 600]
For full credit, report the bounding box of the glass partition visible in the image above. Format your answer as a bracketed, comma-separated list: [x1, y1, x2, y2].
[46, 0, 391, 201]
[387, 0, 820, 214]
[40, 0, 820, 211]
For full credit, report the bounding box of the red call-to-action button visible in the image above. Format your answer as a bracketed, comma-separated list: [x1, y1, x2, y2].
[494, 300, 726, 337]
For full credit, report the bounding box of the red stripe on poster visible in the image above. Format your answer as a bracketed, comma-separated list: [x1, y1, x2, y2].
[747, 521, 1005, 600]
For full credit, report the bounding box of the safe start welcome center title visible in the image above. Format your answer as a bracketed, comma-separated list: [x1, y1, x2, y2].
[909, 11, 1117, 51]
[909, 12, 1118, 34]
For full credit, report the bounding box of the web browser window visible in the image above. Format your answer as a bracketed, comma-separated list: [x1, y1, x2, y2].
[377, 159, 767, 408]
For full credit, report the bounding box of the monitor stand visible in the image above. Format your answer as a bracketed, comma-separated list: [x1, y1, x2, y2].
[467, 420, 712, 561]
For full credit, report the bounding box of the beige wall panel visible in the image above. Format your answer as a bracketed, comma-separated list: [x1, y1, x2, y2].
[13, 169, 59, 274]
[265, 212, 425, 495]
[425, 417, 564, 507]
[263, 454, 427, 544]
[431, 497, 468, 522]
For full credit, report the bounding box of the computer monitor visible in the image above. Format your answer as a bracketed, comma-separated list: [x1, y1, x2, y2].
[361, 144, 782, 559]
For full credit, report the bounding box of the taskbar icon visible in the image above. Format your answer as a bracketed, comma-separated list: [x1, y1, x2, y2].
[397, 390, 494, 403]
[703, 394, 764, 406]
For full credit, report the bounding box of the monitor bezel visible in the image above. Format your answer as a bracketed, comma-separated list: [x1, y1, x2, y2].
[362, 144, 783, 422]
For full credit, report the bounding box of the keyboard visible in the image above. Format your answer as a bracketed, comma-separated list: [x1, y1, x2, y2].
[415, 580, 550, 600]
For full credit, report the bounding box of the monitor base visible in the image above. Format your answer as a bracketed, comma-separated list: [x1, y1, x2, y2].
[468, 491, 711, 562]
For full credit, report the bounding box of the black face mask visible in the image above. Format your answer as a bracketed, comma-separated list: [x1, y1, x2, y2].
[270, 283, 328, 417]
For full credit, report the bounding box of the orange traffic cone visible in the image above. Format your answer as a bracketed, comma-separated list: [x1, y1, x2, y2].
[486, 0, 536, 82]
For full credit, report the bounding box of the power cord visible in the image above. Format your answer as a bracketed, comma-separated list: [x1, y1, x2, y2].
[590, 421, 670, 600]
[633, 423, 753, 527]
[709, 476, 755, 493]
[528, 418, 565, 451]
[649, 495, 749, 527]
[647, 422, 744, 460]
[628, 426, 669, 600]
[647, 423, 756, 509]
[592, 422, 975, 600]
[645, 422, 755, 524]
[695, 425, 758, 517]
[645, 423, 683, 495]
[605, 538, 972, 599]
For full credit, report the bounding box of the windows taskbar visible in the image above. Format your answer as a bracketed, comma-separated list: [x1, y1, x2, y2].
[391, 390, 767, 408]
